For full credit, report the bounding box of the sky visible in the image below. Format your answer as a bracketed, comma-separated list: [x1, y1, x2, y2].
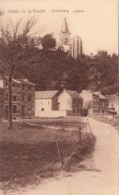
[0, 0, 118, 55]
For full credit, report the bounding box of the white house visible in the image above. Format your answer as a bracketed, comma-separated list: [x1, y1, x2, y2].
[105, 95, 118, 115]
[35, 90, 66, 118]
[58, 89, 83, 115]
[79, 90, 93, 106]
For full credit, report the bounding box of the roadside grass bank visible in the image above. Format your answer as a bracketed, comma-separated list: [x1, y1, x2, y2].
[0, 118, 96, 192]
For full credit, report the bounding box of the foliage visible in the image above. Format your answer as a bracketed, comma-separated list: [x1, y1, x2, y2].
[14, 47, 118, 95]
[0, 17, 37, 128]
[41, 33, 56, 50]
[1, 22, 117, 96]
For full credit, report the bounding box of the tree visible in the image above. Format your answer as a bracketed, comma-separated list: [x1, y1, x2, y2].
[41, 34, 56, 50]
[0, 17, 37, 129]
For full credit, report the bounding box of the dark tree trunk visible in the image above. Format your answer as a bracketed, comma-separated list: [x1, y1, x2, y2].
[8, 83, 13, 129]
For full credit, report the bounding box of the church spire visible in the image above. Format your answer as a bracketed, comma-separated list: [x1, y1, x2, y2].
[61, 17, 70, 33]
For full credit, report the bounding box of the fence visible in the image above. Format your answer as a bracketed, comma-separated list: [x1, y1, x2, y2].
[35, 110, 67, 118]
[92, 113, 119, 128]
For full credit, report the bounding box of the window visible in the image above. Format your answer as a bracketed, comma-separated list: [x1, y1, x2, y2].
[58, 103, 60, 109]
[22, 85, 25, 90]
[41, 108, 44, 111]
[22, 106, 24, 117]
[13, 105, 17, 113]
[13, 95, 16, 101]
[28, 95, 31, 101]
[28, 106, 32, 112]
[5, 93, 8, 101]
[22, 94, 24, 101]
[5, 105, 8, 119]
[28, 86, 31, 90]
[16, 84, 20, 88]
[12, 83, 16, 88]
[5, 82, 8, 87]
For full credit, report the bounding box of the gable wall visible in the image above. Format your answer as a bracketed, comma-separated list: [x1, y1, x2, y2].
[58, 91, 72, 111]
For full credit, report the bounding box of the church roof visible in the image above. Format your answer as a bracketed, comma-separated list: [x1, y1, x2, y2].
[61, 18, 70, 33]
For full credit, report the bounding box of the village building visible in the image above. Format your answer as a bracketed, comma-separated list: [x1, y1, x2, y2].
[93, 92, 108, 114]
[79, 90, 93, 116]
[79, 90, 108, 116]
[35, 89, 83, 117]
[0, 78, 35, 120]
[58, 89, 83, 115]
[0, 85, 4, 122]
[105, 95, 118, 115]
[35, 90, 58, 113]
[35, 90, 67, 117]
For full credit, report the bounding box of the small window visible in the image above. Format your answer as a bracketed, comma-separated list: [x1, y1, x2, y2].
[16, 84, 20, 88]
[12, 83, 16, 88]
[13, 105, 17, 113]
[28, 95, 31, 101]
[22, 94, 24, 101]
[5, 93, 9, 101]
[5, 82, 8, 87]
[6, 105, 8, 110]
[28, 86, 31, 90]
[41, 108, 44, 111]
[28, 106, 32, 112]
[13, 95, 16, 101]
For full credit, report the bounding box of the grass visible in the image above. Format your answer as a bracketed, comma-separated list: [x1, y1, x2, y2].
[0, 117, 96, 192]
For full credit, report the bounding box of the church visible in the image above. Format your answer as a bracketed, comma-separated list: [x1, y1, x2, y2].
[32, 17, 83, 59]
[59, 17, 83, 59]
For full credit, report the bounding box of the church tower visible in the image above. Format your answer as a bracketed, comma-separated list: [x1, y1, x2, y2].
[70, 36, 83, 59]
[59, 18, 71, 51]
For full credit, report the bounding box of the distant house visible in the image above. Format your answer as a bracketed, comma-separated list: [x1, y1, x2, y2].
[79, 90, 108, 115]
[35, 90, 58, 115]
[79, 90, 93, 116]
[35, 90, 67, 117]
[0, 87, 4, 121]
[58, 89, 83, 115]
[93, 92, 108, 114]
[0, 78, 35, 119]
[105, 95, 118, 115]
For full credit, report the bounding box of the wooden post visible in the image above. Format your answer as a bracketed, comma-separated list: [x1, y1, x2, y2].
[85, 122, 87, 139]
[87, 119, 93, 134]
[56, 135, 63, 168]
[79, 125, 82, 144]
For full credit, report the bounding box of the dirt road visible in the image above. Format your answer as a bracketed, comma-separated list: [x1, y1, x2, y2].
[3, 117, 119, 195]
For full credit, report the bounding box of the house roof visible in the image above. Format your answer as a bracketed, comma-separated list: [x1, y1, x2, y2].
[79, 90, 107, 100]
[58, 89, 82, 99]
[79, 90, 93, 100]
[93, 92, 107, 100]
[20, 79, 36, 86]
[66, 90, 82, 99]
[12, 79, 21, 84]
[35, 90, 58, 99]
[105, 95, 118, 102]
[0, 77, 35, 86]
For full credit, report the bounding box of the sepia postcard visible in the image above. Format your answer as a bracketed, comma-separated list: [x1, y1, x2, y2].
[0, 0, 118, 195]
